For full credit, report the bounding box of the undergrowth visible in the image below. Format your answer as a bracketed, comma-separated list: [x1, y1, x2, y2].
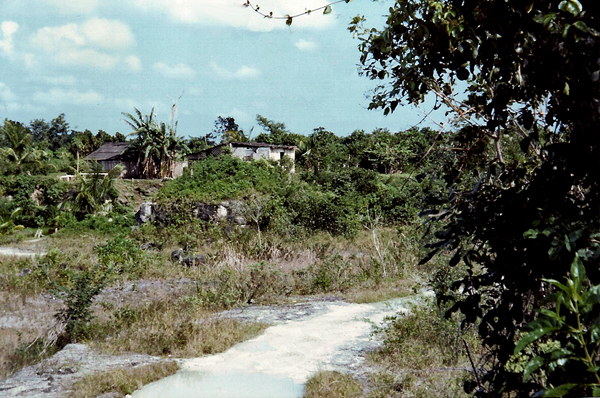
[69, 361, 179, 398]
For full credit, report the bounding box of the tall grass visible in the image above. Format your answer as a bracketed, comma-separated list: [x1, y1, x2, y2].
[69, 361, 179, 398]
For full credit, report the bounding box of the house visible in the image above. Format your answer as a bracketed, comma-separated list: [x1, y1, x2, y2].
[188, 141, 297, 171]
[84, 142, 139, 178]
[85, 142, 189, 179]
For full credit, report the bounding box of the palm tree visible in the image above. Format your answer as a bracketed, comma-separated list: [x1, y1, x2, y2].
[61, 163, 124, 218]
[0, 207, 24, 235]
[0, 119, 46, 174]
[122, 105, 187, 178]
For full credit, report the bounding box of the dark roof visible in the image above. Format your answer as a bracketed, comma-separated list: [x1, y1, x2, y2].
[228, 141, 297, 150]
[84, 142, 136, 162]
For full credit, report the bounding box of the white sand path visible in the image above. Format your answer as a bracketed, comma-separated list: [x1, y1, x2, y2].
[132, 294, 430, 398]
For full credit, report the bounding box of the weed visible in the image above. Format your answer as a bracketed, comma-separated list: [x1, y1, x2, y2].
[366, 300, 476, 398]
[303, 371, 363, 398]
[91, 297, 268, 357]
[69, 361, 179, 398]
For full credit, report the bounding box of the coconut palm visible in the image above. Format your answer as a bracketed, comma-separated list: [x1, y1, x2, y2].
[0, 207, 24, 235]
[61, 163, 124, 218]
[0, 119, 46, 174]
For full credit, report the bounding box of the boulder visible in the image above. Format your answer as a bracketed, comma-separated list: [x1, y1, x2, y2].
[170, 249, 185, 264]
[135, 202, 155, 224]
[183, 254, 207, 267]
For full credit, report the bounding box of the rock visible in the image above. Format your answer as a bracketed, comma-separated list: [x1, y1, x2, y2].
[216, 203, 228, 220]
[183, 254, 207, 267]
[19, 268, 31, 277]
[135, 202, 155, 224]
[171, 249, 185, 264]
[140, 242, 159, 251]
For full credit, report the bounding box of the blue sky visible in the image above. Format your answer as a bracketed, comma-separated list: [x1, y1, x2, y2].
[0, 0, 441, 139]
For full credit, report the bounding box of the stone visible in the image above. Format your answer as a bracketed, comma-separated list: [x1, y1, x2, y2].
[140, 242, 159, 251]
[216, 204, 228, 220]
[170, 249, 185, 264]
[135, 202, 155, 224]
[183, 254, 207, 267]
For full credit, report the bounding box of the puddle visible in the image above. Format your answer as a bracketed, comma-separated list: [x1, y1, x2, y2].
[132, 294, 429, 398]
[131, 371, 303, 398]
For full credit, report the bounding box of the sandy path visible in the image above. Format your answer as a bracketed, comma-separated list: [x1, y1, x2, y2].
[131, 294, 429, 398]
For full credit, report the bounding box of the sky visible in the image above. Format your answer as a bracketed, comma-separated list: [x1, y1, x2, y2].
[0, 0, 443, 139]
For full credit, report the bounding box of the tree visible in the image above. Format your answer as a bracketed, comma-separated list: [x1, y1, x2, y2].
[212, 116, 249, 143]
[300, 127, 344, 174]
[123, 106, 187, 179]
[61, 162, 123, 219]
[0, 119, 46, 174]
[254, 115, 304, 146]
[355, 0, 600, 395]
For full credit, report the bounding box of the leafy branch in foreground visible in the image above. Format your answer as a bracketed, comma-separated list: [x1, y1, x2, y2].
[513, 254, 600, 397]
[243, 0, 352, 26]
[356, 0, 600, 395]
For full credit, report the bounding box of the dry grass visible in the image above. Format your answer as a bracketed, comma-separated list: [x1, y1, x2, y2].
[90, 295, 268, 357]
[0, 327, 43, 379]
[365, 300, 476, 398]
[0, 290, 61, 378]
[69, 360, 179, 398]
[303, 371, 363, 398]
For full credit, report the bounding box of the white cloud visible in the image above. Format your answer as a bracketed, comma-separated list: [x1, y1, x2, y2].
[295, 39, 318, 51]
[39, 75, 78, 86]
[126, 55, 142, 71]
[30, 19, 138, 70]
[134, 0, 337, 31]
[153, 62, 195, 79]
[0, 21, 19, 56]
[211, 62, 260, 80]
[0, 82, 19, 112]
[81, 19, 136, 51]
[43, 0, 100, 14]
[32, 88, 104, 106]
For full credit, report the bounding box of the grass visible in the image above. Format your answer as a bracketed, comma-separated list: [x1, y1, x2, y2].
[303, 371, 363, 398]
[90, 295, 269, 357]
[364, 300, 477, 398]
[69, 360, 179, 398]
[0, 217, 471, 398]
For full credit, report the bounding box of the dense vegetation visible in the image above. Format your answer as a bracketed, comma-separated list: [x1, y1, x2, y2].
[4, 1, 600, 395]
[354, 0, 600, 396]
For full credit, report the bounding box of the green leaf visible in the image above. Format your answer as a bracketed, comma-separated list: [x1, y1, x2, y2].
[592, 385, 600, 396]
[571, 254, 586, 286]
[323, 5, 332, 15]
[524, 229, 539, 239]
[542, 383, 577, 397]
[559, 0, 582, 16]
[573, 21, 589, 33]
[286, 16, 293, 26]
[514, 326, 560, 355]
[523, 355, 545, 381]
[549, 348, 574, 360]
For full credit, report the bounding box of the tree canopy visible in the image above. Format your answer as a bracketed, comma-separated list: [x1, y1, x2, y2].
[355, 0, 600, 395]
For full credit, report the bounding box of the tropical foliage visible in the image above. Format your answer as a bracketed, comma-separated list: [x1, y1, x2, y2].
[60, 163, 123, 220]
[122, 106, 188, 179]
[355, 0, 600, 395]
[0, 119, 47, 175]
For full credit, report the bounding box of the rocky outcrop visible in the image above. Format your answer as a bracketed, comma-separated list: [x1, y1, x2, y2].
[135, 201, 247, 226]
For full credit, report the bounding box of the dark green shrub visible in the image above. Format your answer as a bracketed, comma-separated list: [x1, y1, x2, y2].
[55, 266, 109, 344]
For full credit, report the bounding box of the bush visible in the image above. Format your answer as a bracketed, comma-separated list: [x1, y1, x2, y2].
[158, 155, 288, 203]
